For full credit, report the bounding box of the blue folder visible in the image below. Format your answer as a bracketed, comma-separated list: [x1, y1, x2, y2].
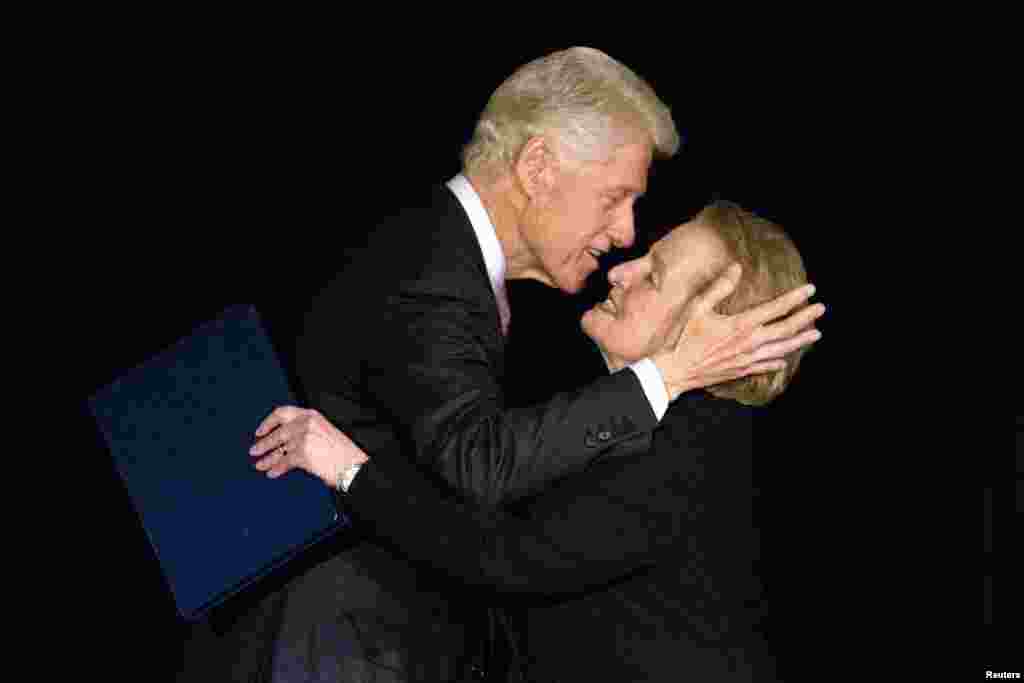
[88, 304, 347, 621]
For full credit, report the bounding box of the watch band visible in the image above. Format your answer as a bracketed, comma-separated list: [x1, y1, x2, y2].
[335, 462, 362, 493]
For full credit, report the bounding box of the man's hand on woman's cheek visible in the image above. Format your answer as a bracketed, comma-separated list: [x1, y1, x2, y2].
[653, 264, 824, 400]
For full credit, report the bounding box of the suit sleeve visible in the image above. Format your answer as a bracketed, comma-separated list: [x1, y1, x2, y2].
[361, 290, 659, 505]
[338, 427, 692, 595]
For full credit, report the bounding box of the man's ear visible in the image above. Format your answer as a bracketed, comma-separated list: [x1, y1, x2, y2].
[514, 136, 557, 203]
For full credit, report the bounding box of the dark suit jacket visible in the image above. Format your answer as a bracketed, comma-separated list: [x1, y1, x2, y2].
[292, 184, 665, 679]
[337, 384, 776, 682]
[296, 184, 659, 507]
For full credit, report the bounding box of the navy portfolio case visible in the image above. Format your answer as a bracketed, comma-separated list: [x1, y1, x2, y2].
[88, 304, 347, 621]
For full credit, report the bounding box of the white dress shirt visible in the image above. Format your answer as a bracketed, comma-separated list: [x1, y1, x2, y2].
[337, 175, 668, 493]
[447, 174, 511, 335]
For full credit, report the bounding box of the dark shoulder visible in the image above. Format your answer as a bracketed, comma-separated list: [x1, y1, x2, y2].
[307, 185, 486, 298]
[297, 185, 494, 351]
[327, 185, 486, 294]
[650, 393, 760, 516]
[659, 391, 756, 447]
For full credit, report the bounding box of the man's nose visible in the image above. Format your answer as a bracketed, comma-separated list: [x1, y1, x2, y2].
[608, 211, 635, 249]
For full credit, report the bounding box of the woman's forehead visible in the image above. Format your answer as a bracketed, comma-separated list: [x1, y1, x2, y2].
[655, 221, 724, 263]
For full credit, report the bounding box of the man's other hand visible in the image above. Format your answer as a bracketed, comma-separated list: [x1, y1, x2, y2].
[250, 406, 369, 488]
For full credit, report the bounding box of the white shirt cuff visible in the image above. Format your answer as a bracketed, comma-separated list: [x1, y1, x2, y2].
[628, 358, 669, 421]
[338, 463, 362, 492]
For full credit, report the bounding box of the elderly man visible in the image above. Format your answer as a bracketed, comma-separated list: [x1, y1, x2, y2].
[250, 48, 822, 682]
[261, 200, 816, 681]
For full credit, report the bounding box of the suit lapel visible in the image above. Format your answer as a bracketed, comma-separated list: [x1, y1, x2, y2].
[433, 185, 508, 365]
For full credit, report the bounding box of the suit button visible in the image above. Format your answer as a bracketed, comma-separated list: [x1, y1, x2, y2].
[598, 431, 611, 441]
[584, 434, 598, 448]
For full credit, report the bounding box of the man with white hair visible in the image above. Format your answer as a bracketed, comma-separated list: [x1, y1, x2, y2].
[246, 47, 822, 682]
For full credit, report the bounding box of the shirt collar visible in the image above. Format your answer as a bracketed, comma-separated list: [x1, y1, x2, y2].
[446, 174, 506, 293]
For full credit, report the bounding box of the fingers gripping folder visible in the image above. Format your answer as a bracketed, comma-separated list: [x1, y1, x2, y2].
[88, 304, 349, 621]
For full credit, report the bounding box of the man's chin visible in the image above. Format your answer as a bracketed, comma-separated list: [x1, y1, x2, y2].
[549, 279, 583, 295]
[561, 269, 595, 294]
[517, 270, 567, 291]
[523, 262, 592, 294]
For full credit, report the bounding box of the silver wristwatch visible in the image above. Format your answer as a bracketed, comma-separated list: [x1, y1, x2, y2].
[335, 462, 362, 493]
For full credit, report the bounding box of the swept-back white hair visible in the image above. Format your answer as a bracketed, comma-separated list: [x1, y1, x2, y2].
[462, 47, 680, 179]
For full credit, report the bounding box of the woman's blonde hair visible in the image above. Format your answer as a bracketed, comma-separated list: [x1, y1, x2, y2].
[697, 200, 811, 406]
[462, 47, 679, 180]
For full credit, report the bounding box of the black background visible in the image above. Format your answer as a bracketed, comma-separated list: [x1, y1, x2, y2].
[56, 36, 1007, 680]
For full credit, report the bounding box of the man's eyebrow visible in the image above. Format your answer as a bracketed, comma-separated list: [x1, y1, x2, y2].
[608, 184, 645, 197]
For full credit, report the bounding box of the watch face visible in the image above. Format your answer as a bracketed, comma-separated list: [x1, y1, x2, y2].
[336, 464, 358, 492]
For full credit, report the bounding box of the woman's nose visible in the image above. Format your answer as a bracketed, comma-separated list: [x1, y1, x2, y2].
[608, 258, 641, 288]
[607, 262, 628, 287]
